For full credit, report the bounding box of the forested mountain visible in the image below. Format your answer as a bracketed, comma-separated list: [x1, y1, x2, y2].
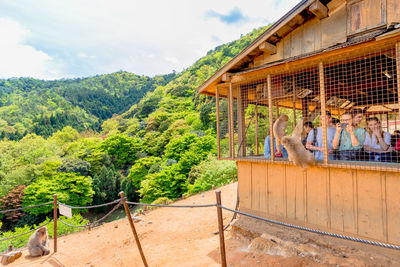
[0, 26, 267, 245]
[0, 72, 176, 139]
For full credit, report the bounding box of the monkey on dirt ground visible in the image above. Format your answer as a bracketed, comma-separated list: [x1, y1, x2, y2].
[274, 116, 315, 168]
[28, 227, 50, 257]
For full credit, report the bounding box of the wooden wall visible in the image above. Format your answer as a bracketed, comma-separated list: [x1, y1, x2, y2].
[253, 0, 400, 69]
[237, 161, 400, 245]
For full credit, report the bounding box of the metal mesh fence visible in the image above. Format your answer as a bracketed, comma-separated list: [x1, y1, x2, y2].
[216, 43, 400, 170]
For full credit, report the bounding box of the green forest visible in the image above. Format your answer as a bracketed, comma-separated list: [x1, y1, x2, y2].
[0, 26, 267, 249]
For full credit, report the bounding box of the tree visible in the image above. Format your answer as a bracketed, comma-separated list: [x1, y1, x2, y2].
[22, 173, 94, 215]
[92, 166, 121, 206]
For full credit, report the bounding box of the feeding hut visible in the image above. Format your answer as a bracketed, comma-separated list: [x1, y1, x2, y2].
[198, 0, 400, 246]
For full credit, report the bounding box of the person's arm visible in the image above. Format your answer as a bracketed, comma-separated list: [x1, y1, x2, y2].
[374, 131, 390, 151]
[305, 130, 321, 151]
[332, 123, 342, 149]
[346, 125, 360, 147]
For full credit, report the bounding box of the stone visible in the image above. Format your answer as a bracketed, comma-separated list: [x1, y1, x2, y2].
[1, 251, 22, 265]
[114, 223, 118, 228]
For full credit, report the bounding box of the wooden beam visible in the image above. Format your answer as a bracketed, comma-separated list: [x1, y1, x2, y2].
[292, 75, 296, 129]
[309, 0, 328, 20]
[228, 83, 235, 159]
[216, 87, 220, 159]
[259, 42, 277, 55]
[221, 73, 231, 82]
[255, 104, 259, 155]
[237, 86, 246, 157]
[397, 41, 400, 134]
[267, 75, 275, 161]
[319, 61, 328, 164]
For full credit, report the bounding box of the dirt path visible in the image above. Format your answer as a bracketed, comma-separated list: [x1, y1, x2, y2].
[5, 182, 399, 266]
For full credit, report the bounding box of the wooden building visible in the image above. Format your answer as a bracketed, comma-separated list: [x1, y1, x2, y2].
[198, 0, 400, 246]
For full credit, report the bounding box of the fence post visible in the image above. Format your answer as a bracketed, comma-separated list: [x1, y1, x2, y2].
[215, 190, 227, 267]
[53, 194, 57, 253]
[119, 192, 148, 267]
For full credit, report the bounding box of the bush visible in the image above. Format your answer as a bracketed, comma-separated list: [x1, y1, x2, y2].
[187, 158, 237, 195]
[22, 172, 94, 215]
[0, 214, 89, 251]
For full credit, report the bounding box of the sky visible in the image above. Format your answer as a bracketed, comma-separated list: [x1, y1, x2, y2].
[0, 0, 299, 80]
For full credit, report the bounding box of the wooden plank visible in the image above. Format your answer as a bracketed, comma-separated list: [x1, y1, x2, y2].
[216, 88, 220, 159]
[285, 165, 304, 220]
[228, 83, 234, 158]
[302, 17, 318, 54]
[356, 170, 385, 241]
[252, 163, 267, 212]
[397, 42, 400, 128]
[329, 168, 357, 234]
[387, 0, 400, 26]
[255, 104, 259, 154]
[283, 32, 292, 59]
[385, 172, 400, 244]
[237, 86, 246, 157]
[238, 162, 252, 210]
[319, 62, 328, 164]
[267, 75, 275, 161]
[321, 1, 347, 48]
[306, 167, 329, 227]
[267, 164, 286, 217]
[290, 25, 303, 57]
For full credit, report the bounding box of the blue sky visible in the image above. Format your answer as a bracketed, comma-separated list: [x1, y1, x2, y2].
[0, 0, 299, 80]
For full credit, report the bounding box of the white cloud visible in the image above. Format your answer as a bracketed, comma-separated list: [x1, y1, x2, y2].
[0, 0, 300, 78]
[0, 18, 63, 79]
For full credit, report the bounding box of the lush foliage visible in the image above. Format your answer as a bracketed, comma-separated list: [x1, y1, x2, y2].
[0, 214, 89, 251]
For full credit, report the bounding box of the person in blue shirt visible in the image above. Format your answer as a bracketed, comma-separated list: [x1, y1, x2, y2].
[306, 111, 336, 161]
[264, 135, 288, 159]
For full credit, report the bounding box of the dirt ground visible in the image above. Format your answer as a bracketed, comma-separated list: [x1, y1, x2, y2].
[5, 182, 400, 267]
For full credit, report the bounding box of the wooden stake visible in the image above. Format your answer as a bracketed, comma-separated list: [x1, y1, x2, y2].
[396, 42, 400, 127]
[319, 62, 328, 164]
[53, 194, 57, 253]
[215, 191, 227, 267]
[216, 87, 220, 159]
[228, 83, 235, 158]
[267, 75, 275, 161]
[119, 192, 148, 267]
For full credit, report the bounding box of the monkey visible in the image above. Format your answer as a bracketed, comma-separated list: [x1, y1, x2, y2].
[28, 227, 50, 257]
[273, 114, 289, 156]
[273, 117, 315, 168]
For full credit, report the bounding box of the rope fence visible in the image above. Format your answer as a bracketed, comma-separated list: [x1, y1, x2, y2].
[2, 190, 400, 267]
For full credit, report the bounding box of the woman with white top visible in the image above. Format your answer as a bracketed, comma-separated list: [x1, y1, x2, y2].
[363, 117, 392, 162]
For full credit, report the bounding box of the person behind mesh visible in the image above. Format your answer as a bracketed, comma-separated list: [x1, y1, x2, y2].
[263, 135, 288, 159]
[363, 117, 392, 162]
[332, 112, 366, 161]
[305, 111, 336, 160]
[351, 108, 364, 127]
[302, 121, 314, 149]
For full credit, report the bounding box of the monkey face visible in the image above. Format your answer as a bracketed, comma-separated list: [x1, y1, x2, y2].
[38, 227, 47, 237]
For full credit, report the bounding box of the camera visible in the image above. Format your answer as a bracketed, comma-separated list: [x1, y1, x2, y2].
[340, 123, 348, 128]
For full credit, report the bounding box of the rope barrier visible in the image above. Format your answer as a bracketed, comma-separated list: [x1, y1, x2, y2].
[126, 201, 216, 208]
[218, 204, 400, 251]
[0, 202, 53, 214]
[0, 220, 53, 242]
[58, 200, 123, 228]
[57, 199, 120, 209]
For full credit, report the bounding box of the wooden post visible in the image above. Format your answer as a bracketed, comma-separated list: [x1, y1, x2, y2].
[319, 62, 328, 164]
[267, 75, 275, 161]
[237, 86, 247, 157]
[228, 83, 235, 158]
[119, 192, 148, 267]
[215, 191, 227, 267]
[216, 87, 220, 159]
[255, 103, 259, 155]
[53, 194, 57, 253]
[397, 42, 400, 131]
[292, 75, 296, 129]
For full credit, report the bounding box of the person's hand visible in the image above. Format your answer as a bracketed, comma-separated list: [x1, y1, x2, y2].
[335, 123, 342, 133]
[373, 129, 381, 138]
[346, 124, 354, 134]
[328, 149, 334, 154]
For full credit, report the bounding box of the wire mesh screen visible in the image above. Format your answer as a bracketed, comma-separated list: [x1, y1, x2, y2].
[323, 46, 399, 169]
[215, 43, 400, 170]
[217, 95, 230, 158]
